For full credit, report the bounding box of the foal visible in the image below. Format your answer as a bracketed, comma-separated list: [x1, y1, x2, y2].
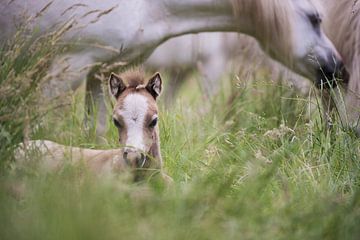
[16, 71, 165, 181]
[108, 70, 164, 179]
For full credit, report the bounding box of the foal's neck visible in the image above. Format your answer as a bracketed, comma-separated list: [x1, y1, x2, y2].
[148, 127, 162, 169]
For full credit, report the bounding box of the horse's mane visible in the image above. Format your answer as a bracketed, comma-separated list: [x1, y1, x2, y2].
[120, 69, 146, 88]
[324, 0, 360, 113]
[324, 0, 360, 72]
[231, 0, 323, 61]
[231, 0, 293, 58]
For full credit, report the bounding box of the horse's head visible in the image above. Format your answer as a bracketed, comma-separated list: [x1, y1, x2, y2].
[247, 0, 349, 87]
[291, 0, 349, 86]
[109, 71, 162, 169]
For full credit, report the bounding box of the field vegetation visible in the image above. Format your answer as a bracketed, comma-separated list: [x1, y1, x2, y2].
[0, 25, 359, 240]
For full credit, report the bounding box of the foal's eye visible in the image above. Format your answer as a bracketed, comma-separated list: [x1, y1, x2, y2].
[309, 14, 322, 27]
[149, 118, 158, 128]
[113, 118, 122, 128]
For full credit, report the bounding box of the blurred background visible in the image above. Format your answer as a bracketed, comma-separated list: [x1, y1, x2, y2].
[0, 2, 359, 240]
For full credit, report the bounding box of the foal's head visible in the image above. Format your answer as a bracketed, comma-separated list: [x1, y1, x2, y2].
[109, 71, 162, 169]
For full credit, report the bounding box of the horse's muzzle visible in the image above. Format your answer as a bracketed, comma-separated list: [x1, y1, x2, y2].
[315, 60, 350, 89]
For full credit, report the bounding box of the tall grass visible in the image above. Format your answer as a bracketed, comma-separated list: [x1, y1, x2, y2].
[0, 21, 73, 171]
[1, 32, 360, 240]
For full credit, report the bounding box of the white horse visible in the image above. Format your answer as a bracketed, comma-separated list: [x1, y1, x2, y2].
[147, 0, 360, 133]
[0, 0, 347, 135]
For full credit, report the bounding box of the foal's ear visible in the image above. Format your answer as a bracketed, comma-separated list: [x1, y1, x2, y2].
[146, 72, 162, 99]
[109, 73, 126, 99]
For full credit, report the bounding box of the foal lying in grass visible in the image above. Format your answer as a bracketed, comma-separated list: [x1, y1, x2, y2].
[16, 71, 169, 182]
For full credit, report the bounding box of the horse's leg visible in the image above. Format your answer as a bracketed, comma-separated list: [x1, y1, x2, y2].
[163, 67, 192, 108]
[85, 67, 108, 139]
[46, 50, 113, 141]
[197, 54, 227, 98]
[43, 52, 96, 98]
[44, 51, 110, 139]
[344, 63, 360, 134]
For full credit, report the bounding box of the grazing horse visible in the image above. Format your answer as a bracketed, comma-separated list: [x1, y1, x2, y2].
[16, 71, 167, 181]
[0, 0, 347, 135]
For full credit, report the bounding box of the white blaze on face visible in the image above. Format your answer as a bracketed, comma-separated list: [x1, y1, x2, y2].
[118, 93, 148, 151]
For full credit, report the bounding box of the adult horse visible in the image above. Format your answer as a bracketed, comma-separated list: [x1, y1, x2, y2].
[0, 0, 347, 135]
[146, 0, 360, 133]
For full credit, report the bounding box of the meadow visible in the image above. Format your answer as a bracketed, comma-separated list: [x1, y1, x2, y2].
[0, 27, 360, 240]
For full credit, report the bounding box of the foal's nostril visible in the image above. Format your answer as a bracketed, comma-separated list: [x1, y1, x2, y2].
[123, 151, 128, 159]
[122, 147, 146, 167]
[136, 153, 146, 168]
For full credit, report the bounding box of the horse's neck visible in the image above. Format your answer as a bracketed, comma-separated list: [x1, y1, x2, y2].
[4, 0, 256, 63]
[161, 0, 237, 34]
[117, 0, 243, 62]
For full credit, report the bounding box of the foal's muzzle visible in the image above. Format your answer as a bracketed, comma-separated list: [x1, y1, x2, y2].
[123, 147, 146, 168]
[315, 56, 349, 89]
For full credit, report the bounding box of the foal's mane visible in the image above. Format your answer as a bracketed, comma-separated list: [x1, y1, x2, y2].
[120, 69, 146, 88]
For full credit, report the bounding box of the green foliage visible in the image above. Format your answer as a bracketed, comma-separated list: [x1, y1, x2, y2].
[0, 33, 360, 240]
[0, 24, 67, 171]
